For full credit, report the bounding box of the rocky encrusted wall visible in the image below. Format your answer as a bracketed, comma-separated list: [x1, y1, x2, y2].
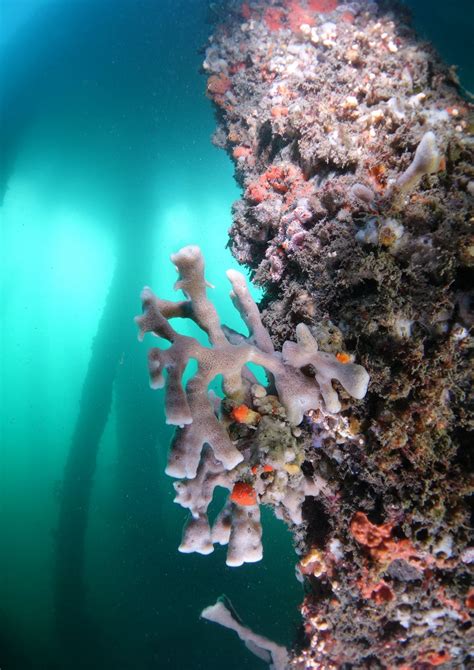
[203, 1, 473, 667]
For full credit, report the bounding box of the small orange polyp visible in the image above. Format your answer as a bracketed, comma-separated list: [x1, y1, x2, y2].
[336, 352, 351, 364]
[231, 404, 260, 425]
[230, 482, 257, 506]
[231, 404, 251, 422]
[251, 463, 274, 475]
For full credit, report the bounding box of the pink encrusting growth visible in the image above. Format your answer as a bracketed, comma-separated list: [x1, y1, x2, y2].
[251, 0, 339, 33]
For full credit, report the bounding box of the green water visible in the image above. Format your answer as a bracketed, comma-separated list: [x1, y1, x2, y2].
[0, 1, 301, 668]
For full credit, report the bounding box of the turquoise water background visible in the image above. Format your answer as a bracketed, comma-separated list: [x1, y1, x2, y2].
[1, 2, 301, 668]
[0, 1, 472, 669]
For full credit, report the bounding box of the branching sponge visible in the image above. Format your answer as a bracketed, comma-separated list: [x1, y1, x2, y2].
[135, 246, 369, 566]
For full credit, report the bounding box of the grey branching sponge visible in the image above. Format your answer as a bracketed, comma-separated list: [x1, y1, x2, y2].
[283, 323, 369, 414]
[135, 246, 369, 566]
[201, 596, 289, 670]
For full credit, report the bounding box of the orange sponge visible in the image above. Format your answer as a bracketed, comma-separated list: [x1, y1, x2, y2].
[230, 482, 257, 506]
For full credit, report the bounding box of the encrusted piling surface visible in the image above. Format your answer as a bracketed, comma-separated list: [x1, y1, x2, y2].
[204, 1, 473, 667]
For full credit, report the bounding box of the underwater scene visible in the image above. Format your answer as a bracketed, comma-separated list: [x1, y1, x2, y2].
[0, 1, 472, 669]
